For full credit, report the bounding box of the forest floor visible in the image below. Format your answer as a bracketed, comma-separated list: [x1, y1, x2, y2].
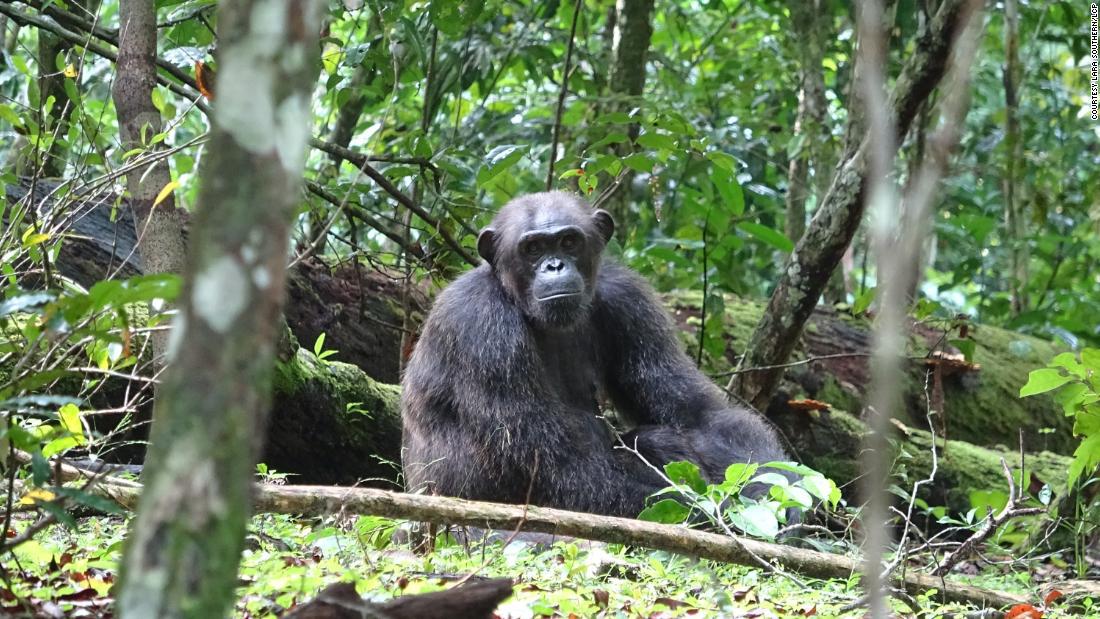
[2, 512, 1089, 618]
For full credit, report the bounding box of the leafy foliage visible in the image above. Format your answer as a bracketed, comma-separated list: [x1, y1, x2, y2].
[638, 460, 840, 541]
[1021, 349, 1100, 486]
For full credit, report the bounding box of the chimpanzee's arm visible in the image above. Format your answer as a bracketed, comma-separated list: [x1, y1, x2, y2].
[402, 269, 665, 517]
[593, 262, 732, 426]
[593, 262, 790, 474]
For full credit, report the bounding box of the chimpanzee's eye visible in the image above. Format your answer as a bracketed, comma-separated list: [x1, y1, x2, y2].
[560, 233, 579, 252]
[523, 241, 542, 257]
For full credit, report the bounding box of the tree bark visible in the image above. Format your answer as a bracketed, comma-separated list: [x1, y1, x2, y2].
[732, 0, 977, 412]
[115, 1, 323, 616]
[1002, 0, 1027, 316]
[604, 0, 655, 226]
[783, 1, 828, 245]
[112, 0, 187, 364]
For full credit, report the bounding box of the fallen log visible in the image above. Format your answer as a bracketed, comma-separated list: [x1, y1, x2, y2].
[92, 482, 1027, 610]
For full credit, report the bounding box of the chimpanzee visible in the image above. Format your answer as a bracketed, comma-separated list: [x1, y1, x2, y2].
[400, 191, 790, 518]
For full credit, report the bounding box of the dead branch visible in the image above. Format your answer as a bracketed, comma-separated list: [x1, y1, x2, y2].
[85, 482, 1026, 609]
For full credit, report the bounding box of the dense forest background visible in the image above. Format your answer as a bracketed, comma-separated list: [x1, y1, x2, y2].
[0, 0, 1098, 616]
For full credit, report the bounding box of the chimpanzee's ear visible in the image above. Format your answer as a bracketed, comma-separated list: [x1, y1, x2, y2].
[477, 228, 497, 263]
[592, 210, 615, 243]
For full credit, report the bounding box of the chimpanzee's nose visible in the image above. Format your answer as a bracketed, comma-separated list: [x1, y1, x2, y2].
[545, 257, 564, 271]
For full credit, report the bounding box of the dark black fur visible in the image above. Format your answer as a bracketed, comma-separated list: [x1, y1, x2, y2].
[401, 192, 790, 517]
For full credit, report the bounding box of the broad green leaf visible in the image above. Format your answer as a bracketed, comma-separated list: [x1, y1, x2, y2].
[587, 132, 628, 152]
[430, 0, 484, 36]
[711, 171, 745, 216]
[638, 498, 690, 524]
[724, 462, 759, 487]
[738, 222, 793, 253]
[706, 151, 738, 174]
[664, 461, 707, 494]
[1019, 368, 1074, 397]
[727, 504, 779, 539]
[1068, 433, 1100, 486]
[477, 144, 527, 187]
[637, 132, 676, 151]
[58, 403, 85, 444]
[750, 472, 790, 488]
[1081, 348, 1100, 372]
[849, 288, 875, 314]
[623, 153, 654, 173]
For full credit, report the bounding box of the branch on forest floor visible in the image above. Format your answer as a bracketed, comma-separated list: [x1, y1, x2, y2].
[932, 459, 1043, 576]
[80, 481, 1027, 610]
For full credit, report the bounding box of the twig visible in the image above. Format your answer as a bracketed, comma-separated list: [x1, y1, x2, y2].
[932, 459, 1043, 576]
[545, 0, 584, 191]
[714, 352, 873, 377]
[309, 139, 477, 266]
[304, 181, 425, 260]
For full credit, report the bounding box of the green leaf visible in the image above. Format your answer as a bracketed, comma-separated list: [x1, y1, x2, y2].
[849, 288, 875, 314]
[1068, 433, 1100, 486]
[638, 499, 690, 524]
[726, 504, 779, 539]
[1019, 368, 1074, 397]
[1081, 348, 1100, 372]
[586, 132, 628, 152]
[1050, 352, 1087, 378]
[750, 472, 790, 488]
[706, 151, 738, 174]
[636, 132, 676, 151]
[476, 144, 527, 187]
[623, 153, 654, 173]
[663, 461, 707, 494]
[949, 338, 977, 363]
[429, 0, 484, 36]
[58, 403, 85, 445]
[711, 171, 745, 216]
[737, 222, 793, 253]
[724, 462, 759, 488]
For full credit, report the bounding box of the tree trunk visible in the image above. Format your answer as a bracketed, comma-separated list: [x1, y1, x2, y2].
[112, 0, 187, 365]
[115, 0, 323, 616]
[604, 0, 655, 227]
[732, 0, 978, 412]
[1002, 0, 1027, 315]
[783, 1, 828, 245]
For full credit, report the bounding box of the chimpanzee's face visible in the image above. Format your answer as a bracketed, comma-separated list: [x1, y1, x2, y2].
[477, 192, 614, 330]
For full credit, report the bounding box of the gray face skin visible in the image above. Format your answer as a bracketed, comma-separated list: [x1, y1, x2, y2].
[477, 192, 614, 329]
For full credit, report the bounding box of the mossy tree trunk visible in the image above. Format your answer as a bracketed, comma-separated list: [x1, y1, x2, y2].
[732, 0, 977, 412]
[115, 1, 322, 617]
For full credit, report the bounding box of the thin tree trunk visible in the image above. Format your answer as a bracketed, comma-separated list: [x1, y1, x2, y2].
[604, 0, 655, 226]
[731, 0, 977, 412]
[784, 1, 828, 245]
[112, 0, 187, 363]
[1002, 0, 1027, 315]
[35, 0, 101, 178]
[115, 0, 322, 616]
